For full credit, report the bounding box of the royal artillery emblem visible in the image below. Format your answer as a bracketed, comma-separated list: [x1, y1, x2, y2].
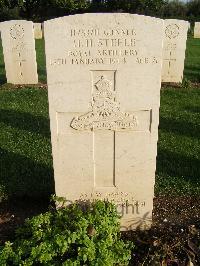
[71, 75, 138, 131]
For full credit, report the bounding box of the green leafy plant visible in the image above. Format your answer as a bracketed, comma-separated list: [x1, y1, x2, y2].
[0, 197, 133, 265]
[181, 77, 193, 89]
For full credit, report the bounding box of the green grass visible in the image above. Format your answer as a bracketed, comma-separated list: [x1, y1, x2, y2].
[0, 37, 200, 200]
[35, 39, 47, 83]
[0, 88, 54, 200]
[184, 37, 200, 83]
[156, 88, 200, 196]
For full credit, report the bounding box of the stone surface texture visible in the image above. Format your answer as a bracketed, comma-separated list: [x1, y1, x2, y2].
[44, 13, 164, 230]
[34, 23, 43, 39]
[162, 19, 189, 83]
[0, 20, 38, 84]
[194, 22, 200, 38]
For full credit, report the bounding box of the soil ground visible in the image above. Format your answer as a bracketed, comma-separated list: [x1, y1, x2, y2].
[1, 196, 200, 265]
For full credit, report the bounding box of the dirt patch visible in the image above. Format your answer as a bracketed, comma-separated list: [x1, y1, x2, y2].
[0, 197, 49, 244]
[0, 196, 200, 265]
[153, 196, 200, 226]
[125, 196, 200, 265]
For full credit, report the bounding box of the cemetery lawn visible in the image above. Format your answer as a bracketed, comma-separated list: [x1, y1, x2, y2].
[156, 87, 200, 196]
[184, 37, 200, 83]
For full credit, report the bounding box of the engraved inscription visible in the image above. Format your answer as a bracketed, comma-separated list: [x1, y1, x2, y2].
[70, 28, 136, 37]
[71, 75, 138, 131]
[165, 42, 176, 51]
[12, 42, 26, 52]
[165, 24, 179, 39]
[10, 24, 25, 40]
[78, 191, 146, 206]
[73, 38, 136, 48]
[49, 27, 159, 66]
[71, 57, 127, 65]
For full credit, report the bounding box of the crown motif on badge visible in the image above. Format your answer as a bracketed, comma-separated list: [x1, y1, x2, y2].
[70, 75, 138, 131]
[95, 75, 113, 96]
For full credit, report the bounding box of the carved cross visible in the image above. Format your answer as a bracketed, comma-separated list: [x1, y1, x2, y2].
[15, 52, 26, 77]
[164, 51, 176, 75]
[70, 71, 150, 188]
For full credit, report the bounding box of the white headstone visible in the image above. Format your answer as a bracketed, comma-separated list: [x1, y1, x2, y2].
[0, 20, 38, 84]
[34, 23, 43, 39]
[44, 14, 164, 230]
[162, 19, 189, 83]
[194, 22, 200, 38]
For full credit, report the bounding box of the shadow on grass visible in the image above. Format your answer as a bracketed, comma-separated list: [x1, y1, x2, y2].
[159, 116, 200, 139]
[184, 105, 200, 114]
[38, 68, 47, 83]
[38, 68, 47, 77]
[157, 106, 200, 186]
[0, 109, 50, 138]
[185, 65, 200, 72]
[0, 147, 54, 199]
[0, 64, 6, 85]
[184, 65, 200, 82]
[157, 148, 200, 184]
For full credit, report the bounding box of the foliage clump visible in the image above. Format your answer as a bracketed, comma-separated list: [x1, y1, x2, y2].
[0, 198, 133, 265]
[0, 0, 200, 22]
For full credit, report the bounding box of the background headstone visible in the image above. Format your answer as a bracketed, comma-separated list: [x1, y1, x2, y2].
[44, 14, 164, 230]
[34, 23, 43, 39]
[194, 22, 200, 38]
[162, 19, 189, 83]
[0, 20, 38, 84]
